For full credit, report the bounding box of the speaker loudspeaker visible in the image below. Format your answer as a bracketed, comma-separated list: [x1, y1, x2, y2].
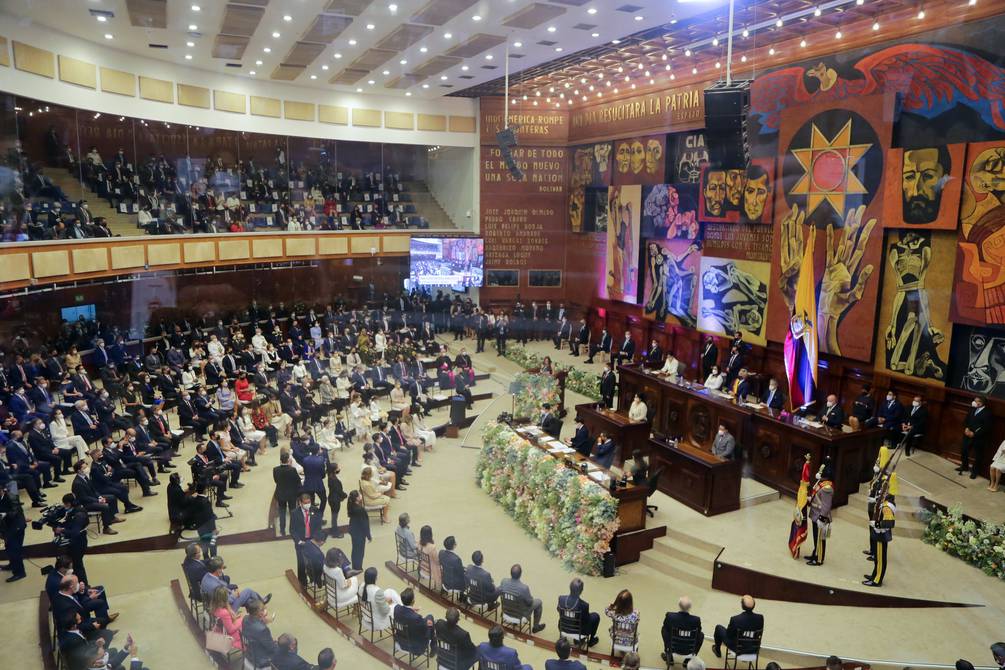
[496, 127, 525, 181]
[704, 81, 752, 169]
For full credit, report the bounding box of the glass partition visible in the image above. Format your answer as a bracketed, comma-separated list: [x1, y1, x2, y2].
[0, 92, 473, 242]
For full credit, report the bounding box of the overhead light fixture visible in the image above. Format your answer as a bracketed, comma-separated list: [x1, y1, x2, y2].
[799, 38, 807, 47]
[334, 53, 342, 59]
[740, 55, 747, 62]
[769, 47, 776, 54]
[917, 9, 926, 18]
[405, 91, 412, 96]
[188, 24, 198, 31]
[357, 87, 363, 92]
[776, 19, 783, 27]
[256, 59, 263, 65]
[485, 54, 493, 59]
[389, 3, 398, 11]
[547, 26, 557, 32]
[856, 0, 864, 4]
[591, 32, 599, 38]
[440, 75, 448, 80]
[96, 15, 107, 22]
[422, 83, 430, 88]
[283, 14, 292, 22]
[310, 74, 317, 79]
[420, 46, 428, 52]
[272, 31, 280, 38]
[368, 79, 375, 85]
[814, 7, 822, 16]
[634, 15, 643, 21]
[322, 64, 329, 70]
[191, 4, 201, 11]
[348, 39, 357, 45]
[185, 53, 193, 59]
[714, 62, 720, 69]
[400, 59, 407, 65]
[588, 7, 597, 14]
[104, 33, 113, 40]
[685, 49, 692, 56]
[742, 28, 749, 37]
[263, 47, 271, 52]
[664, 64, 670, 70]
[712, 37, 719, 46]
[555, 47, 563, 52]
[835, 30, 843, 38]
[472, 15, 482, 21]
[366, 23, 375, 30]
[513, 41, 522, 47]
[249, 70, 256, 75]
[872, 20, 880, 29]
[691, 67, 697, 74]
[611, 39, 620, 44]
[186, 41, 195, 47]
[461, 65, 469, 71]
[444, 32, 452, 39]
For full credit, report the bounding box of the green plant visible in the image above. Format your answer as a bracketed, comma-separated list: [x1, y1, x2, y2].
[503, 345, 602, 401]
[922, 504, 1005, 580]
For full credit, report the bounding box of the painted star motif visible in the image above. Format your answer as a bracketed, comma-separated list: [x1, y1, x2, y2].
[789, 119, 871, 218]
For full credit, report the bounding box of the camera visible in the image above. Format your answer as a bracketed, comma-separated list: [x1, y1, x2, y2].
[31, 504, 68, 531]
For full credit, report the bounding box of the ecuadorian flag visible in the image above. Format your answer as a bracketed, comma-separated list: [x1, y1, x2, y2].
[784, 227, 818, 409]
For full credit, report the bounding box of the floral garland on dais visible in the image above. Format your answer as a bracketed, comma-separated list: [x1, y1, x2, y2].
[510, 372, 562, 419]
[476, 421, 621, 575]
[504, 345, 602, 401]
[922, 504, 1005, 580]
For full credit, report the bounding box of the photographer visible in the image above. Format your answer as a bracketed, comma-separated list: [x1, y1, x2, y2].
[0, 484, 27, 582]
[189, 442, 231, 506]
[55, 493, 91, 585]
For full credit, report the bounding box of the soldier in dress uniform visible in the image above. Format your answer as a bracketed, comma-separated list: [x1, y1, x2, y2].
[864, 482, 896, 587]
[804, 463, 834, 567]
[864, 445, 892, 562]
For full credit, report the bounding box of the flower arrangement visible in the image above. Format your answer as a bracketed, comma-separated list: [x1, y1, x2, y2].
[510, 372, 561, 419]
[922, 504, 1005, 581]
[476, 422, 620, 575]
[504, 345, 602, 401]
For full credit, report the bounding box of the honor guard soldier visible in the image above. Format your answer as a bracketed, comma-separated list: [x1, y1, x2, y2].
[805, 464, 834, 566]
[864, 482, 896, 587]
[864, 445, 891, 562]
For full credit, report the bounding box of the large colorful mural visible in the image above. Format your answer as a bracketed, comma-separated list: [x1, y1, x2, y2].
[605, 185, 642, 304]
[698, 255, 771, 346]
[882, 144, 966, 229]
[643, 239, 701, 327]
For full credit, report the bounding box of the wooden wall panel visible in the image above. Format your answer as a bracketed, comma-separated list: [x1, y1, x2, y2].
[252, 238, 283, 258]
[110, 245, 145, 269]
[71, 248, 109, 274]
[0, 253, 30, 283]
[417, 114, 447, 131]
[352, 108, 382, 127]
[100, 67, 136, 96]
[285, 237, 317, 257]
[250, 95, 281, 117]
[183, 242, 216, 263]
[449, 116, 476, 133]
[13, 42, 54, 78]
[215, 90, 247, 114]
[385, 111, 414, 130]
[57, 55, 96, 89]
[350, 236, 379, 254]
[0, 37, 9, 68]
[178, 83, 211, 109]
[139, 76, 174, 103]
[31, 250, 69, 277]
[284, 100, 315, 121]
[218, 239, 250, 260]
[318, 237, 349, 255]
[147, 244, 181, 266]
[319, 105, 349, 125]
[382, 235, 410, 253]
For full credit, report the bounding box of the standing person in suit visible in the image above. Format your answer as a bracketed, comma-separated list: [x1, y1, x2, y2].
[701, 337, 719, 381]
[614, 332, 635, 366]
[495, 316, 508, 357]
[56, 494, 91, 585]
[301, 445, 327, 519]
[599, 363, 617, 409]
[556, 578, 600, 647]
[958, 396, 992, 479]
[569, 418, 592, 458]
[290, 492, 324, 586]
[346, 490, 371, 571]
[851, 384, 877, 429]
[900, 396, 928, 456]
[272, 452, 301, 537]
[723, 346, 744, 387]
[434, 607, 477, 670]
[0, 485, 27, 582]
[326, 461, 347, 535]
[553, 318, 571, 351]
[586, 328, 612, 364]
[711, 595, 764, 659]
[645, 339, 664, 369]
[711, 424, 735, 460]
[477, 625, 532, 670]
[762, 379, 784, 410]
[661, 596, 703, 663]
[876, 391, 905, 442]
[817, 394, 846, 428]
[804, 464, 834, 566]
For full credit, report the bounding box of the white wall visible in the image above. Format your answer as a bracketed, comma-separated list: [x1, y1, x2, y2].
[427, 147, 476, 229]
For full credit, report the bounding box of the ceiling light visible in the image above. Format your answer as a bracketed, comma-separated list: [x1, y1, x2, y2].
[383, 69, 390, 75]
[617, 66, 623, 72]
[968, 0, 977, 5]
[800, 38, 807, 47]
[444, 32, 452, 39]
[366, 23, 375, 30]
[283, 15, 292, 22]
[712, 37, 719, 46]
[685, 49, 692, 57]
[461, 65, 469, 71]
[630, 84, 635, 90]
[513, 41, 522, 47]
[485, 54, 493, 59]
[872, 20, 880, 29]
[535, 90, 541, 96]
[472, 15, 481, 21]
[334, 53, 342, 59]
[440, 75, 447, 80]
[186, 41, 195, 47]
[691, 67, 697, 74]
[564, 82, 570, 88]
[96, 15, 107, 22]
[587, 7, 597, 14]
[669, 74, 675, 80]
[422, 84, 429, 88]
[664, 64, 671, 70]
[776, 19, 783, 27]
[591, 32, 599, 38]
[714, 62, 720, 69]
[573, 89, 579, 95]
[917, 9, 925, 18]
[272, 31, 280, 38]
[742, 29, 749, 37]
[263, 47, 271, 52]
[835, 30, 843, 38]
[191, 4, 201, 11]
[104, 33, 113, 40]
[611, 39, 620, 44]
[368, 79, 375, 85]
[769, 47, 776, 54]
[547, 26, 557, 32]
[637, 63, 644, 70]
[522, 94, 527, 100]
[249, 70, 256, 75]
[400, 59, 407, 65]
[188, 24, 198, 31]
[420, 46, 428, 53]
[555, 47, 563, 52]
[322, 64, 329, 70]
[357, 87, 363, 92]
[624, 75, 629, 82]
[582, 95, 587, 101]
[634, 15, 643, 21]
[580, 77, 587, 84]
[588, 85, 594, 91]
[405, 92, 412, 96]
[613, 87, 618, 93]
[348, 39, 357, 45]
[310, 74, 317, 79]
[389, 3, 398, 11]
[740, 55, 747, 62]
[814, 7, 822, 16]
[856, 0, 864, 4]
[185, 53, 193, 59]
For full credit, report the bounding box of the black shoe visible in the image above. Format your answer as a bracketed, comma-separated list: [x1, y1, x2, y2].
[32, 501, 45, 508]
[585, 359, 593, 364]
[263, 593, 272, 604]
[806, 560, 822, 566]
[970, 472, 979, 479]
[862, 579, 880, 587]
[142, 491, 159, 497]
[151, 479, 162, 485]
[661, 653, 669, 663]
[411, 463, 422, 468]
[863, 574, 875, 580]
[712, 646, 722, 659]
[804, 555, 817, 563]
[43, 483, 57, 489]
[6, 574, 26, 583]
[957, 468, 967, 475]
[861, 550, 872, 555]
[220, 494, 233, 500]
[866, 555, 875, 562]
[231, 482, 245, 489]
[532, 623, 546, 634]
[125, 506, 143, 513]
[53, 477, 66, 483]
[216, 501, 229, 508]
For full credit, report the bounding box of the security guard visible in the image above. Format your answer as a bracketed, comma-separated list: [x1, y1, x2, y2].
[864, 445, 891, 561]
[0, 485, 27, 582]
[864, 486, 896, 587]
[805, 464, 834, 566]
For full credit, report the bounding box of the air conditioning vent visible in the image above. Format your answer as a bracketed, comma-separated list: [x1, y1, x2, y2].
[148, 43, 169, 49]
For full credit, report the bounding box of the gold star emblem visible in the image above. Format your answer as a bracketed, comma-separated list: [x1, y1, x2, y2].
[789, 119, 871, 218]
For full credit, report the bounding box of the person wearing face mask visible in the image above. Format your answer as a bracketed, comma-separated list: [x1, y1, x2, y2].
[761, 378, 785, 410]
[804, 463, 834, 567]
[864, 445, 892, 561]
[816, 394, 845, 428]
[900, 396, 928, 456]
[711, 424, 735, 460]
[875, 391, 905, 442]
[850, 384, 876, 430]
[290, 492, 324, 586]
[958, 396, 992, 479]
[704, 366, 725, 391]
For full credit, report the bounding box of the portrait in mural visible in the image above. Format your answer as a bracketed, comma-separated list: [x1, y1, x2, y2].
[882, 145, 965, 229]
[698, 255, 770, 346]
[643, 239, 701, 327]
[951, 140, 1005, 326]
[605, 185, 642, 304]
[669, 130, 709, 184]
[698, 159, 775, 224]
[875, 231, 955, 383]
[767, 94, 892, 362]
[749, 42, 1005, 146]
[948, 325, 1005, 399]
[583, 187, 609, 233]
[569, 142, 613, 232]
[641, 184, 700, 239]
[613, 135, 666, 186]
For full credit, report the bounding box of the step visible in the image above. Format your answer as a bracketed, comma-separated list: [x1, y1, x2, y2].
[651, 537, 718, 571]
[638, 549, 713, 589]
[664, 527, 725, 557]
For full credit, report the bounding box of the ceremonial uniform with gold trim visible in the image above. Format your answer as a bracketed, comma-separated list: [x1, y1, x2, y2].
[805, 467, 834, 566]
[865, 499, 895, 587]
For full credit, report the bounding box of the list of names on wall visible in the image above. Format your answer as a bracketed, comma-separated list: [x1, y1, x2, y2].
[483, 204, 560, 269]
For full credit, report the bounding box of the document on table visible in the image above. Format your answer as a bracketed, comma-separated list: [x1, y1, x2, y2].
[588, 471, 608, 484]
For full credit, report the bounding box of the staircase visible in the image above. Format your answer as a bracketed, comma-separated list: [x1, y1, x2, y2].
[638, 527, 721, 588]
[405, 181, 458, 229]
[835, 489, 927, 539]
[47, 170, 139, 237]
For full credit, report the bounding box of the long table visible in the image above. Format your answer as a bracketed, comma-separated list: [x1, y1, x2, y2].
[618, 365, 884, 508]
[573, 403, 652, 467]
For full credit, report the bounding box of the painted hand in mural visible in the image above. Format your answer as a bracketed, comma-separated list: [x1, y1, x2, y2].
[777, 204, 806, 314]
[818, 205, 876, 355]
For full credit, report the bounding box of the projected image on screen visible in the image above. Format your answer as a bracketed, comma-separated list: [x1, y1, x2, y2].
[409, 237, 484, 289]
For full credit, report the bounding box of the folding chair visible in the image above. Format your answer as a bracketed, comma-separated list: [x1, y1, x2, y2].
[392, 617, 432, 669]
[435, 638, 460, 670]
[724, 629, 762, 670]
[557, 607, 590, 651]
[358, 598, 392, 644]
[394, 532, 419, 575]
[665, 625, 702, 668]
[499, 591, 532, 635]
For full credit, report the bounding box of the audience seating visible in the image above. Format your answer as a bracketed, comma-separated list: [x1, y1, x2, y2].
[395, 534, 420, 576]
[392, 618, 432, 669]
[500, 591, 533, 635]
[665, 626, 701, 668]
[725, 629, 763, 670]
[557, 607, 590, 652]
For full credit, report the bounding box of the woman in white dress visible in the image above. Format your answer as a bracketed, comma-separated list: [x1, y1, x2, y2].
[237, 406, 267, 447]
[389, 381, 409, 413]
[628, 394, 648, 422]
[401, 408, 436, 450]
[291, 358, 308, 384]
[368, 397, 383, 426]
[374, 330, 387, 360]
[358, 568, 401, 634]
[206, 334, 225, 364]
[49, 409, 88, 460]
[180, 364, 199, 390]
[323, 548, 359, 610]
[315, 418, 344, 453]
[349, 394, 370, 442]
[704, 366, 724, 391]
[988, 440, 1005, 492]
[335, 371, 352, 400]
[251, 328, 268, 356]
[345, 348, 362, 369]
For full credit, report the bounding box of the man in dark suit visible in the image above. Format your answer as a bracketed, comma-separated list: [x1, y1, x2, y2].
[272, 452, 301, 536]
[553, 318, 571, 351]
[181, 543, 208, 601]
[70, 401, 104, 445]
[70, 460, 120, 534]
[712, 595, 764, 658]
[724, 346, 744, 387]
[476, 625, 532, 670]
[556, 578, 600, 647]
[599, 363, 617, 409]
[176, 392, 209, 439]
[299, 530, 327, 590]
[645, 339, 664, 369]
[817, 394, 846, 428]
[586, 328, 611, 364]
[28, 378, 56, 418]
[900, 396, 928, 456]
[439, 536, 466, 594]
[28, 417, 73, 476]
[273, 634, 315, 670]
[89, 451, 141, 513]
[494, 316, 508, 357]
[661, 596, 703, 663]
[0, 485, 27, 582]
[876, 391, 905, 441]
[591, 433, 616, 469]
[393, 588, 435, 655]
[539, 404, 562, 439]
[701, 337, 719, 381]
[761, 378, 784, 410]
[571, 319, 589, 357]
[959, 395, 992, 478]
[730, 369, 751, 401]
[614, 333, 635, 366]
[290, 492, 324, 586]
[434, 607, 477, 670]
[464, 550, 498, 607]
[569, 419, 592, 458]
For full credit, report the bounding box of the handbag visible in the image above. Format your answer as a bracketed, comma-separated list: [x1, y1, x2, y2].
[205, 620, 234, 654]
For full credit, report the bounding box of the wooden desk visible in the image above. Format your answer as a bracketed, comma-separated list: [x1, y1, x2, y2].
[649, 437, 741, 516]
[574, 403, 651, 467]
[618, 365, 884, 508]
